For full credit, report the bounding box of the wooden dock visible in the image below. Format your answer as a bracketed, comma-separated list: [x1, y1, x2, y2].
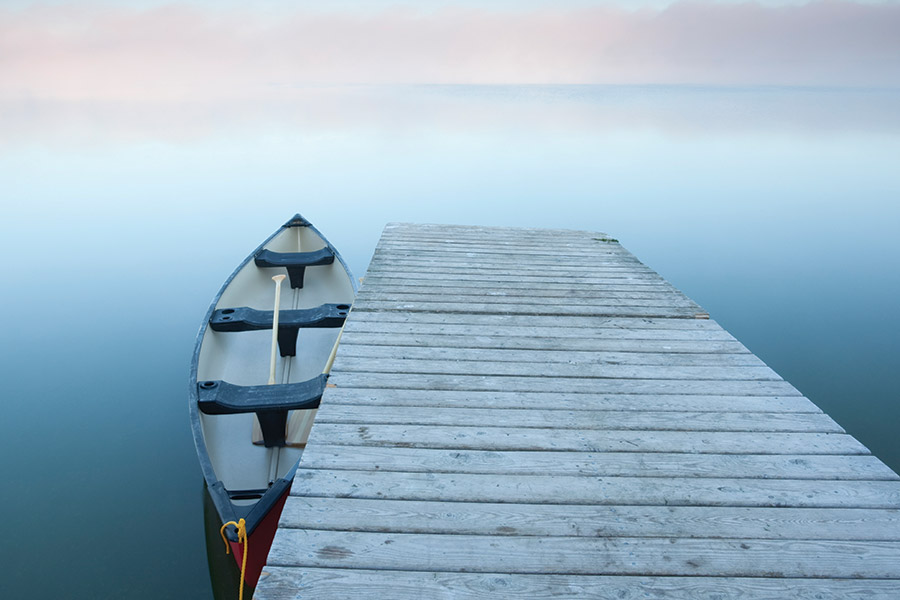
[254, 223, 900, 599]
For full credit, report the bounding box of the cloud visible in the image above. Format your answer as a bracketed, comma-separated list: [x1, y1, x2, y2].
[1, 1, 898, 101]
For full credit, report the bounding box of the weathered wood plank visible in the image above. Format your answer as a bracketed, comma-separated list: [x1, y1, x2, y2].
[368, 251, 639, 266]
[363, 278, 681, 294]
[368, 255, 641, 271]
[370, 243, 638, 257]
[280, 497, 900, 537]
[357, 291, 701, 309]
[382, 227, 615, 241]
[348, 311, 722, 330]
[358, 285, 690, 300]
[354, 300, 701, 318]
[321, 388, 822, 413]
[375, 238, 626, 248]
[377, 233, 621, 242]
[381, 233, 617, 244]
[376, 234, 624, 245]
[375, 234, 625, 246]
[331, 357, 781, 381]
[336, 345, 761, 365]
[327, 372, 801, 395]
[384, 222, 610, 237]
[369, 257, 649, 271]
[256, 568, 900, 600]
[365, 262, 657, 276]
[313, 405, 841, 432]
[341, 332, 750, 354]
[300, 446, 895, 479]
[369, 249, 635, 264]
[357, 285, 693, 305]
[346, 321, 735, 341]
[291, 470, 900, 508]
[306, 424, 864, 454]
[379, 234, 618, 246]
[267, 529, 900, 577]
[378, 238, 625, 250]
[362, 271, 667, 285]
[343, 322, 736, 343]
[361, 277, 678, 294]
[374, 239, 631, 254]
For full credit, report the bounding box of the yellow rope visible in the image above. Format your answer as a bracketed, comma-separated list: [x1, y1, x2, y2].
[219, 518, 249, 600]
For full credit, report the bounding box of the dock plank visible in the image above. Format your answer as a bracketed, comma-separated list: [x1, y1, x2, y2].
[344, 321, 739, 341]
[331, 357, 782, 381]
[327, 372, 801, 395]
[335, 344, 761, 364]
[321, 388, 822, 412]
[255, 223, 900, 600]
[306, 424, 866, 453]
[258, 569, 900, 600]
[280, 498, 900, 538]
[290, 469, 900, 507]
[339, 333, 753, 353]
[346, 311, 726, 329]
[267, 530, 900, 578]
[299, 446, 895, 479]
[312, 405, 841, 432]
[353, 300, 703, 318]
[357, 291, 702, 309]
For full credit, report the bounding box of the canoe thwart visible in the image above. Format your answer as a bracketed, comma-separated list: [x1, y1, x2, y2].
[255, 248, 336, 289]
[197, 376, 327, 414]
[198, 375, 327, 447]
[210, 304, 351, 356]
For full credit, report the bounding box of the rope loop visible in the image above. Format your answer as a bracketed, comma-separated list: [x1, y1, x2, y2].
[219, 518, 249, 600]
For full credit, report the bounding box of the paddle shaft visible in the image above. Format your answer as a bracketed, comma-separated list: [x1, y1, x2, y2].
[268, 274, 287, 384]
[322, 304, 351, 375]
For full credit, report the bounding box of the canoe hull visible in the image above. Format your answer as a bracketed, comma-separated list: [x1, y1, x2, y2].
[190, 214, 356, 591]
[225, 481, 291, 588]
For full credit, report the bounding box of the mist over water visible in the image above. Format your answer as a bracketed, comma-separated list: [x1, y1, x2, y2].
[2, 85, 898, 598]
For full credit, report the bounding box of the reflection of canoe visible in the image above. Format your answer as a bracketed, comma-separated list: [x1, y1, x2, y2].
[189, 214, 356, 587]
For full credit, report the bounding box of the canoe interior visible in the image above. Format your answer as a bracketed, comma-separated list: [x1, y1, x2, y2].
[197, 223, 355, 500]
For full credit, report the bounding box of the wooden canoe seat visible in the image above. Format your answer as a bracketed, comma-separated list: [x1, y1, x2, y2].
[254, 248, 335, 289]
[209, 304, 350, 356]
[197, 375, 327, 447]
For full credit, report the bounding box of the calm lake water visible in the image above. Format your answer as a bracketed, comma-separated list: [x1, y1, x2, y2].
[2, 85, 898, 598]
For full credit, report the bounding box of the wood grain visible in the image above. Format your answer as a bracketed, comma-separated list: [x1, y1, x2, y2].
[279, 497, 900, 539]
[256, 569, 900, 600]
[299, 446, 895, 479]
[266, 529, 900, 577]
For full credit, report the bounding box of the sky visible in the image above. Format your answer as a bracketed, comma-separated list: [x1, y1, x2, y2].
[1, 0, 899, 101]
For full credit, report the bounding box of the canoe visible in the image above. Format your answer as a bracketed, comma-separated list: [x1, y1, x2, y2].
[189, 214, 356, 588]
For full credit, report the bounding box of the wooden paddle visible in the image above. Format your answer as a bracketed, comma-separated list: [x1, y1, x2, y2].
[268, 274, 287, 384]
[254, 274, 288, 446]
[284, 303, 352, 446]
[322, 308, 349, 376]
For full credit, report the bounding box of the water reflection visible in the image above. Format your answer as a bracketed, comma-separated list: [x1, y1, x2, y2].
[1, 84, 898, 598]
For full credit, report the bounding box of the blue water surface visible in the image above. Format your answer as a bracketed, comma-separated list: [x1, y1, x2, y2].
[1, 85, 898, 598]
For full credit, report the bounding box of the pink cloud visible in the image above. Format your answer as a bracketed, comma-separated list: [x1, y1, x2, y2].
[1, 1, 898, 101]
